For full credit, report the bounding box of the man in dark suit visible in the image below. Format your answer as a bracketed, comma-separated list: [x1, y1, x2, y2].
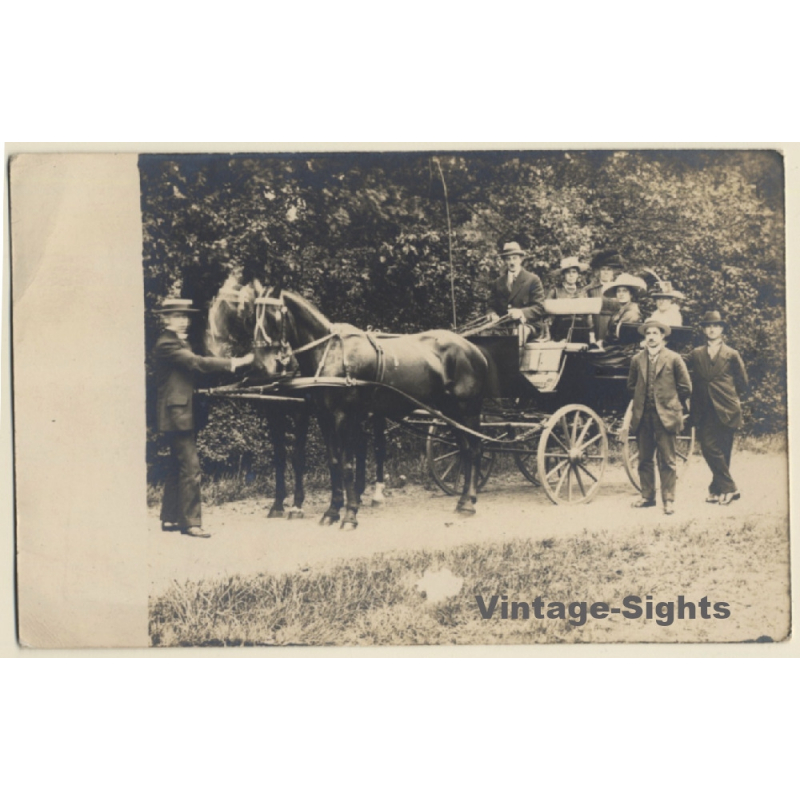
[627, 318, 692, 515]
[686, 311, 748, 506]
[154, 298, 254, 538]
[488, 241, 546, 340]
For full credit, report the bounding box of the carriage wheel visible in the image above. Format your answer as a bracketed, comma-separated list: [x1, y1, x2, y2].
[513, 430, 540, 485]
[620, 401, 696, 492]
[426, 425, 495, 496]
[536, 404, 608, 505]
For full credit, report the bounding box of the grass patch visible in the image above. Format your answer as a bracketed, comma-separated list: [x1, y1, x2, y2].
[150, 516, 790, 647]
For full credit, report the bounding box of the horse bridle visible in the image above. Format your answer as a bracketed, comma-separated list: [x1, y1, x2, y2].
[254, 294, 295, 368]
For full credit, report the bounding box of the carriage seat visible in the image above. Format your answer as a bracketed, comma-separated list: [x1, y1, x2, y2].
[520, 341, 587, 392]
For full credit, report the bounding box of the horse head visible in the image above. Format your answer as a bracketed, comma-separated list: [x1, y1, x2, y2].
[253, 287, 301, 378]
[205, 275, 257, 358]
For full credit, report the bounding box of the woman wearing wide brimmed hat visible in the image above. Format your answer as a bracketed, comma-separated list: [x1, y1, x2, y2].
[649, 285, 685, 327]
[685, 311, 749, 506]
[600, 273, 646, 346]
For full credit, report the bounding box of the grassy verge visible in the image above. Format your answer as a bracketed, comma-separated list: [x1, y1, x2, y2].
[149, 515, 790, 647]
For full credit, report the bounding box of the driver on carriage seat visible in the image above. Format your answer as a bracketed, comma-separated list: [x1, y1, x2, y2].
[487, 241, 546, 341]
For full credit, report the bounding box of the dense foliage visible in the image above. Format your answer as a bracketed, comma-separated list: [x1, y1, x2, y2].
[141, 150, 786, 477]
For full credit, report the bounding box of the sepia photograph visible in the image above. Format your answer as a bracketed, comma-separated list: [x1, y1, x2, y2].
[10, 147, 792, 649]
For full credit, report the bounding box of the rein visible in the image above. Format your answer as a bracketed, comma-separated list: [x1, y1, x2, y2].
[254, 291, 385, 381]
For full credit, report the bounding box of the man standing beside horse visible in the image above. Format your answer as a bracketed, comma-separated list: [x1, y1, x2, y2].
[154, 298, 254, 538]
[488, 241, 546, 340]
[627, 318, 692, 516]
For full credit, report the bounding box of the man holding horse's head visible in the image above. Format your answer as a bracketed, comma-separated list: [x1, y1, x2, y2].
[488, 241, 546, 340]
[153, 298, 254, 538]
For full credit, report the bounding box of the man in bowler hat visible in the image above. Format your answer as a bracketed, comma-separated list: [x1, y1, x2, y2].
[686, 311, 748, 505]
[627, 318, 692, 515]
[488, 241, 546, 340]
[154, 298, 254, 537]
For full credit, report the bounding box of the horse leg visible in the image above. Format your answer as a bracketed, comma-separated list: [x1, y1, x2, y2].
[455, 425, 480, 515]
[287, 408, 309, 519]
[319, 410, 343, 526]
[371, 415, 387, 506]
[341, 414, 362, 531]
[354, 420, 367, 506]
[266, 410, 287, 518]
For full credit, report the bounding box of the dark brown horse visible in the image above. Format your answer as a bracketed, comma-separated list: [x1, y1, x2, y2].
[252, 287, 489, 529]
[205, 278, 387, 517]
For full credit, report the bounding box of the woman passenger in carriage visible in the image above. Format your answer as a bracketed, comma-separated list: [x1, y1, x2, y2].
[649, 285, 684, 327]
[545, 257, 591, 341]
[599, 273, 646, 347]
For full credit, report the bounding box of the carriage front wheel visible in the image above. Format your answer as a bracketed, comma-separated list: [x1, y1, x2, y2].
[537, 404, 608, 505]
[620, 401, 695, 492]
[426, 424, 495, 496]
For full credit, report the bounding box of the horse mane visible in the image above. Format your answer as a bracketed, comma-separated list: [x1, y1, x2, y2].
[278, 289, 334, 334]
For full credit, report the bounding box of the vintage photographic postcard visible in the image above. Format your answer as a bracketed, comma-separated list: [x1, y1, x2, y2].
[7, 145, 794, 651]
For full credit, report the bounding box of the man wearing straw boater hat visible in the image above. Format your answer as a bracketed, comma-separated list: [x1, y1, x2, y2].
[627, 318, 692, 515]
[685, 311, 748, 506]
[488, 241, 546, 340]
[153, 298, 254, 538]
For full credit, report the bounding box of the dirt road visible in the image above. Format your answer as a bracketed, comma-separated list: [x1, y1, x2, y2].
[148, 451, 789, 596]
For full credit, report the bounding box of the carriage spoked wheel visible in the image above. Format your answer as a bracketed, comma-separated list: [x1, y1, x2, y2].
[620, 401, 695, 492]
[426, 424, 495, 496]
[536, 404, 608, 505]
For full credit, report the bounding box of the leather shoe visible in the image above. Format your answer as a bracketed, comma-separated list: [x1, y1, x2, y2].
[632, 498, 657, 509]
[161, 521, 181, 532]
[182, 527, 212, 538]
[719, 492, 741, 506]
[705, 494, 720, 504]
[663, 501, 675, 515]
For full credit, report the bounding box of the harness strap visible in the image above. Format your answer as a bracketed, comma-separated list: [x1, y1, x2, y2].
[364, 331, 386, 383]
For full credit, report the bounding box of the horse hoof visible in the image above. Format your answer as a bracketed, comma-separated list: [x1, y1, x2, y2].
[267, 508, 284, 519]
[287, 507, 305, 520]
[319, 515, 338, 527]
[455, 504, 477, 515]
[341, 521, 358, 531]
[371, 498, 385, 507]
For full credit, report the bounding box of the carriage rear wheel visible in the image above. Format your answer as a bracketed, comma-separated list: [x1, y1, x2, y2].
[537, 404, 608, 505]
[426, 424, 495, 496]
[620, 401, 695, 491]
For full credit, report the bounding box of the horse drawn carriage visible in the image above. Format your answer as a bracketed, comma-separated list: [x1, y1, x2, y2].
[414, 297, 696, 505]
[204, 285, 695, 526]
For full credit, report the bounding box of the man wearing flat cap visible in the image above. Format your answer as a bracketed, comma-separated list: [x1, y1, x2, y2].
[154, 298, 254, 538]
[488, 241, 546, 340]
[627, 318, 692, 515]
[686, 311, 748, 506]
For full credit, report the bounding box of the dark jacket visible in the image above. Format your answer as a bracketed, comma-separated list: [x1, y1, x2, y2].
[154, 331, 232, 432]
[627, 347, 692, 435]
[605, 301, 641, 343]
[490, 268, 545, 322]
[585, 282, 621, 340]
[686, 343, 748, 429]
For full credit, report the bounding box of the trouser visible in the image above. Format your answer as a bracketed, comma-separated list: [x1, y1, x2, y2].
[637, 407, 677, 503]
[161, 430, 202, 528]
[696, 410, 737, 495]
